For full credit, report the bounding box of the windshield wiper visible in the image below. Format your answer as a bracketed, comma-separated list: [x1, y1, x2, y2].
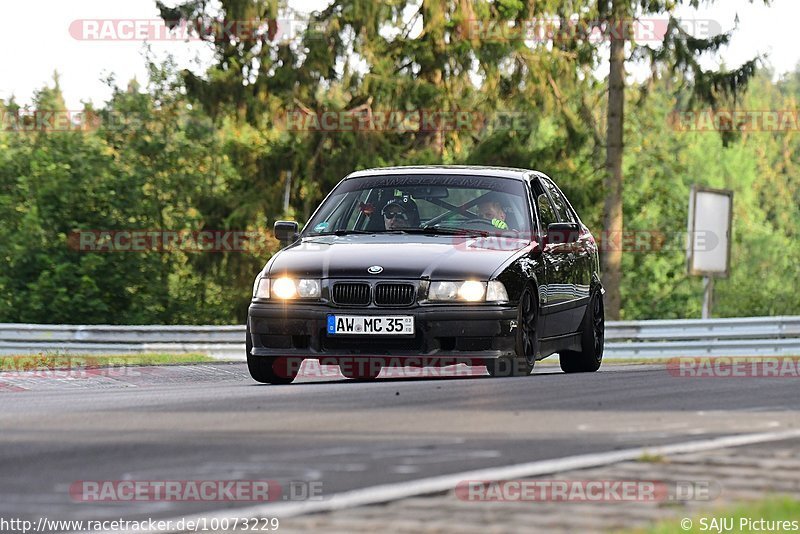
[390, 227, 492, 237]
[332, 230, 375, 236]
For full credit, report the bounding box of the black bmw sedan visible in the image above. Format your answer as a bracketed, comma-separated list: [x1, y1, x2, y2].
[247, 166, 604, 384]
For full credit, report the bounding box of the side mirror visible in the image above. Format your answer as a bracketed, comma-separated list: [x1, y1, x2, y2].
[546, 222, 580, 245]
[274, 220, 299, 244]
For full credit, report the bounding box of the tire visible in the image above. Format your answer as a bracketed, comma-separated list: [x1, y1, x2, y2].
[246, 322, 300, 384]
[559, 289, 604, 373]
[487, 286, 537, 377]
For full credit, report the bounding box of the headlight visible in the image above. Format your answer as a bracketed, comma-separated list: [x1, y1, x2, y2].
[427, 280, 508, 303]
[428, 281, 460, 301]
[297, 279, 321, 298]
[486, 280, 509, 303]
[271, 277, 321, 299]
[272, 277, 297, 299]
[458, 281, 486, 302]
[253, 276, 270, 299]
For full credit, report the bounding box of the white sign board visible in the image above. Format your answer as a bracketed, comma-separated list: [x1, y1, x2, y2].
[687, 186, 733, 277]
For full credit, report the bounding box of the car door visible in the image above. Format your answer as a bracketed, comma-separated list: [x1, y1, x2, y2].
[528, 178, 570, 336]
[533, 176, 586, 336]
[540, 176, 595, 306]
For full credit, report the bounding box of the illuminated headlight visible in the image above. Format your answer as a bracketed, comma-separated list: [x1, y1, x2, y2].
[271, 277, 321, 300]
[458, 281, 486, 302]
[427, 280, 508, 303]
[272, 277, 297, 299]
[253, 277, 270, 299]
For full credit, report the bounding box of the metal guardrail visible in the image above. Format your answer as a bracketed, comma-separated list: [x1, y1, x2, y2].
[1, 316, 799, 360]
[0, 324, 245, 360]
[605, 316, 800, 358]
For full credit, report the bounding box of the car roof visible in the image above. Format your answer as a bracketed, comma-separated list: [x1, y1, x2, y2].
[345, 165, 538, 181]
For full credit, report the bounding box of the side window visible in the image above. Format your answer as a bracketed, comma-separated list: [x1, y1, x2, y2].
[538, 194, 558, 227]
[530, 181, 557, 232]
[541, 178, 575, 223]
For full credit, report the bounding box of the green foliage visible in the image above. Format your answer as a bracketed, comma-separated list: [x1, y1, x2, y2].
[620, 68, 800, 319]
[0, 1, 796, 324]
[0, 67, 272, 324]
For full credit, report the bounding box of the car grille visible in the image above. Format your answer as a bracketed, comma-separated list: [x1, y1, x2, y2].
[332, 282, 371, 305]
[375, 283, 415, 306]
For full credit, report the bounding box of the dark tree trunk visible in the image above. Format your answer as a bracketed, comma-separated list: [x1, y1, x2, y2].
[602, 0, 626, 320]
[422, 0, 445, 157]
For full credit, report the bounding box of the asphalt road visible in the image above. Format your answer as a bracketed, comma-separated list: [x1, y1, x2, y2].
[1, 361, 798, 529]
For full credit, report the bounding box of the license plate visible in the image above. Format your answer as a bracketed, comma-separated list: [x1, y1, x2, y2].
[327, 315, 414, 335]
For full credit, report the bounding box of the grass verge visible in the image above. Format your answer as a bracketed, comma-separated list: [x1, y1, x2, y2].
[0, 353, 217, 372]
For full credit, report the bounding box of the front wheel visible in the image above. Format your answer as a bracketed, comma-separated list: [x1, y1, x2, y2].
[487, 287, 537, 377]
[246, 323, 300, 384]
[247, 355, 300, 384]
[559, 290, 604, 373]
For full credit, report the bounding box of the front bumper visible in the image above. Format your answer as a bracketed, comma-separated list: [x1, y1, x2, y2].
[248, 302, 517, 359]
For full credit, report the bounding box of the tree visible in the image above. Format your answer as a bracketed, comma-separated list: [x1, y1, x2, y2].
[591, 0, 768, 319]
[603, 0, 628, 319]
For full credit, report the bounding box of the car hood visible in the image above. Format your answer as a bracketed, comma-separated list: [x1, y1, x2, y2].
[266, 234, 531, 280]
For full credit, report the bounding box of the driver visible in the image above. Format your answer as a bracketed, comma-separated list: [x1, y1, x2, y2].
[476, 194, 510, 230]
[382, 196, 420, 230]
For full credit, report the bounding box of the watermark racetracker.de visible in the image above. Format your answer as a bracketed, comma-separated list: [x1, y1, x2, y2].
[462, 17, 721, 43]
[455, 479, 720, 502]
[68, 479, 322, 502]
[69, 18, 318, 43]
[449, 230, 720, 254]
[667, 357, 800, 378]
[669, 110, 800, 132]
[68, 230, 276, 254]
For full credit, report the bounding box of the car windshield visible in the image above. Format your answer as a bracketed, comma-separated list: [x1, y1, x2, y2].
[305, 174, 531, 236]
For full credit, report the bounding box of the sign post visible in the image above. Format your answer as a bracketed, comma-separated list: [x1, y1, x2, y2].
[686, 185, 733, 319]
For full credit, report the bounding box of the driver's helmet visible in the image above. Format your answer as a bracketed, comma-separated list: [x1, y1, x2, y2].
[381, 196, 420, 226]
